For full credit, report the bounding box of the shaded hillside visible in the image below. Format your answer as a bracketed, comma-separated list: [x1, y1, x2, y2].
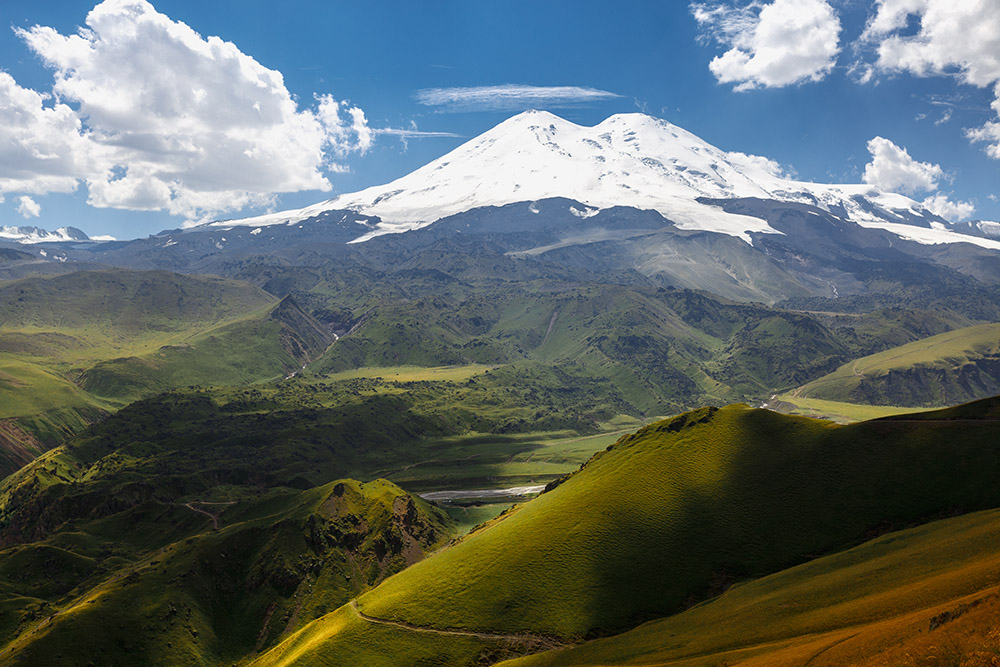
[793, 322, 1000, 407]
[501, 507, 1000, 666]
[0, 479, 450, 666]
[0, 270, 338, 457]
[256, 398, 1000, 665]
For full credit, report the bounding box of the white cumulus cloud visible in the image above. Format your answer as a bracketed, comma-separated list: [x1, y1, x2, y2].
[921, 193, 975, 221]
[726, 151, 789, 177]
[863, 136, 975, 221]
[863, 136, 943, 195]
[16, 196, 41, 219]
[0, 72, 97, 198]
[860, 0, 1000, 158]
[692, 0, 841, 91]
[14, 0, 372, 223]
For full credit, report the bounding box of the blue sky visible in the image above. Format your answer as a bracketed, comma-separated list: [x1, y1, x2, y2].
[1, 0, 998, 239]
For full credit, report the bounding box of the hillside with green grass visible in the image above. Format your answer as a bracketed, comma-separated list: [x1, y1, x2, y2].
[254, 398, 1000, 666]
[792, 322, 1000, 407]
[0, 367, 636, 536]
[0, 270, 338, 469]
[0, 478, 452, 666]
[0, 365, 645, 663]
[310, 282, 853, 414]
[499, 507, 1000, 667]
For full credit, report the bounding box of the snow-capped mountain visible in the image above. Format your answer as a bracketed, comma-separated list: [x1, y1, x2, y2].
[209, 110, 1000, 250]
[0, 225, 91, 244]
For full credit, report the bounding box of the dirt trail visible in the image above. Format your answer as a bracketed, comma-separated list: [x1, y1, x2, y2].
[349, 600, 567, 649]
[181, 500, 236, 531]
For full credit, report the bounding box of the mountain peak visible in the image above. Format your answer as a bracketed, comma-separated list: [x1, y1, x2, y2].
[0, 225, 91, 244]
[209, 111, 1000, 251]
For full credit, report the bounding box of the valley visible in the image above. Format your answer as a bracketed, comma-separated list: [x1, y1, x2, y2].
[1, 109, 1000, 666]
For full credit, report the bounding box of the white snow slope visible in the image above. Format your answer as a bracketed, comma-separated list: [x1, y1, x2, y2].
[212, 111, 1000, 250]
[0, 225, 89, 244]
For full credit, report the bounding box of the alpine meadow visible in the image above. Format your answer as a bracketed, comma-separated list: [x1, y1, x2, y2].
[2, 1, 1000, 665]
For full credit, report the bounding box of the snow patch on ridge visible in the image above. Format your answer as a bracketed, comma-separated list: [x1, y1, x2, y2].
[0, 225, 92, 244]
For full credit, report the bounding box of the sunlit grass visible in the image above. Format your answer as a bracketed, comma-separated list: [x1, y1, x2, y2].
[506, 508, 1000, 666]
[773, 393, 923, 423]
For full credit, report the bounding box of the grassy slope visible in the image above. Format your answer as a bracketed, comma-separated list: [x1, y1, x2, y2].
[769, 394, 923, 423]
[0, 269, 275, 361]
[0, 269, 275, 429]
[0, 479, 452, 666]
[254, 399, 1000, 666]
[501, 507, 1000, 667]
[312, 283, 852, 415]
[0, 359, 660, 664]
[794, 322, 1000, 407]
[77, 297, 331, 403]
[0, 270, 341, 465]
[0, 369, 635, 533]
[0, 368, 643, 664]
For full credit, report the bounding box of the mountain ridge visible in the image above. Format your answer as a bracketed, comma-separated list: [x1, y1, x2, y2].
[207, 110, 1000, 251]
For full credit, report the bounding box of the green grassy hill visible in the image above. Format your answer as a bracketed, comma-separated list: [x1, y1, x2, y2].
[499, 506, 1000, 666]
[78, 295, 334, 402]
[792, 322, 1000, 407]
[0, 367, 642, 663]
[254, 398, 1000, 665]
[0, 270, 337, 471]
[0, 367, 633, 540]
[313, 283, 851, 414]
[0, 478, 451, 666]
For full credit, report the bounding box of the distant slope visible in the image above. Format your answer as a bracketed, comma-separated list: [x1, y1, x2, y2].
[78, 295, 334, 402]
[312, 283, 850, 414]
[793, 322, 1000, 406]
[254, 398, 1000, 665]
[501, 507, 1000, 667]
[0, 270, 334, 471]
[0, 268, 272, 332]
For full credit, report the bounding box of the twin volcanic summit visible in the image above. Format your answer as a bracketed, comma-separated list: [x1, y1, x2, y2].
[6, 110, 1000, 305]
[219, 109, 997, 246]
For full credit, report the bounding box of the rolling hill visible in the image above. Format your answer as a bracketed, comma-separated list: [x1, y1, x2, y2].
[3, 373, 1000, 664]
[253, 397, 1000, 666]
[0, 478, 452, 666]
[499, 506, 1000, 666]
[0, 366, 643, 663]
[792, 322, 1000, 407]
[0, 269, 336, 473]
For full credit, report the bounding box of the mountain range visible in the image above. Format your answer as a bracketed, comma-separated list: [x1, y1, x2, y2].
[4, 111, 1000, 309]
[3, 111, 1000, 665]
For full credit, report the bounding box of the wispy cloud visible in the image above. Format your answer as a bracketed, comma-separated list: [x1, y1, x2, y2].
[374, 128, 462, 139]
[374, 126, 463, 150]
[414, 84, 621, 112]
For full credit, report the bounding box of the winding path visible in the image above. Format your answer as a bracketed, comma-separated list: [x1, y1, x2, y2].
[348, 600, 567, 649]
[181, 500, 236, 531]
